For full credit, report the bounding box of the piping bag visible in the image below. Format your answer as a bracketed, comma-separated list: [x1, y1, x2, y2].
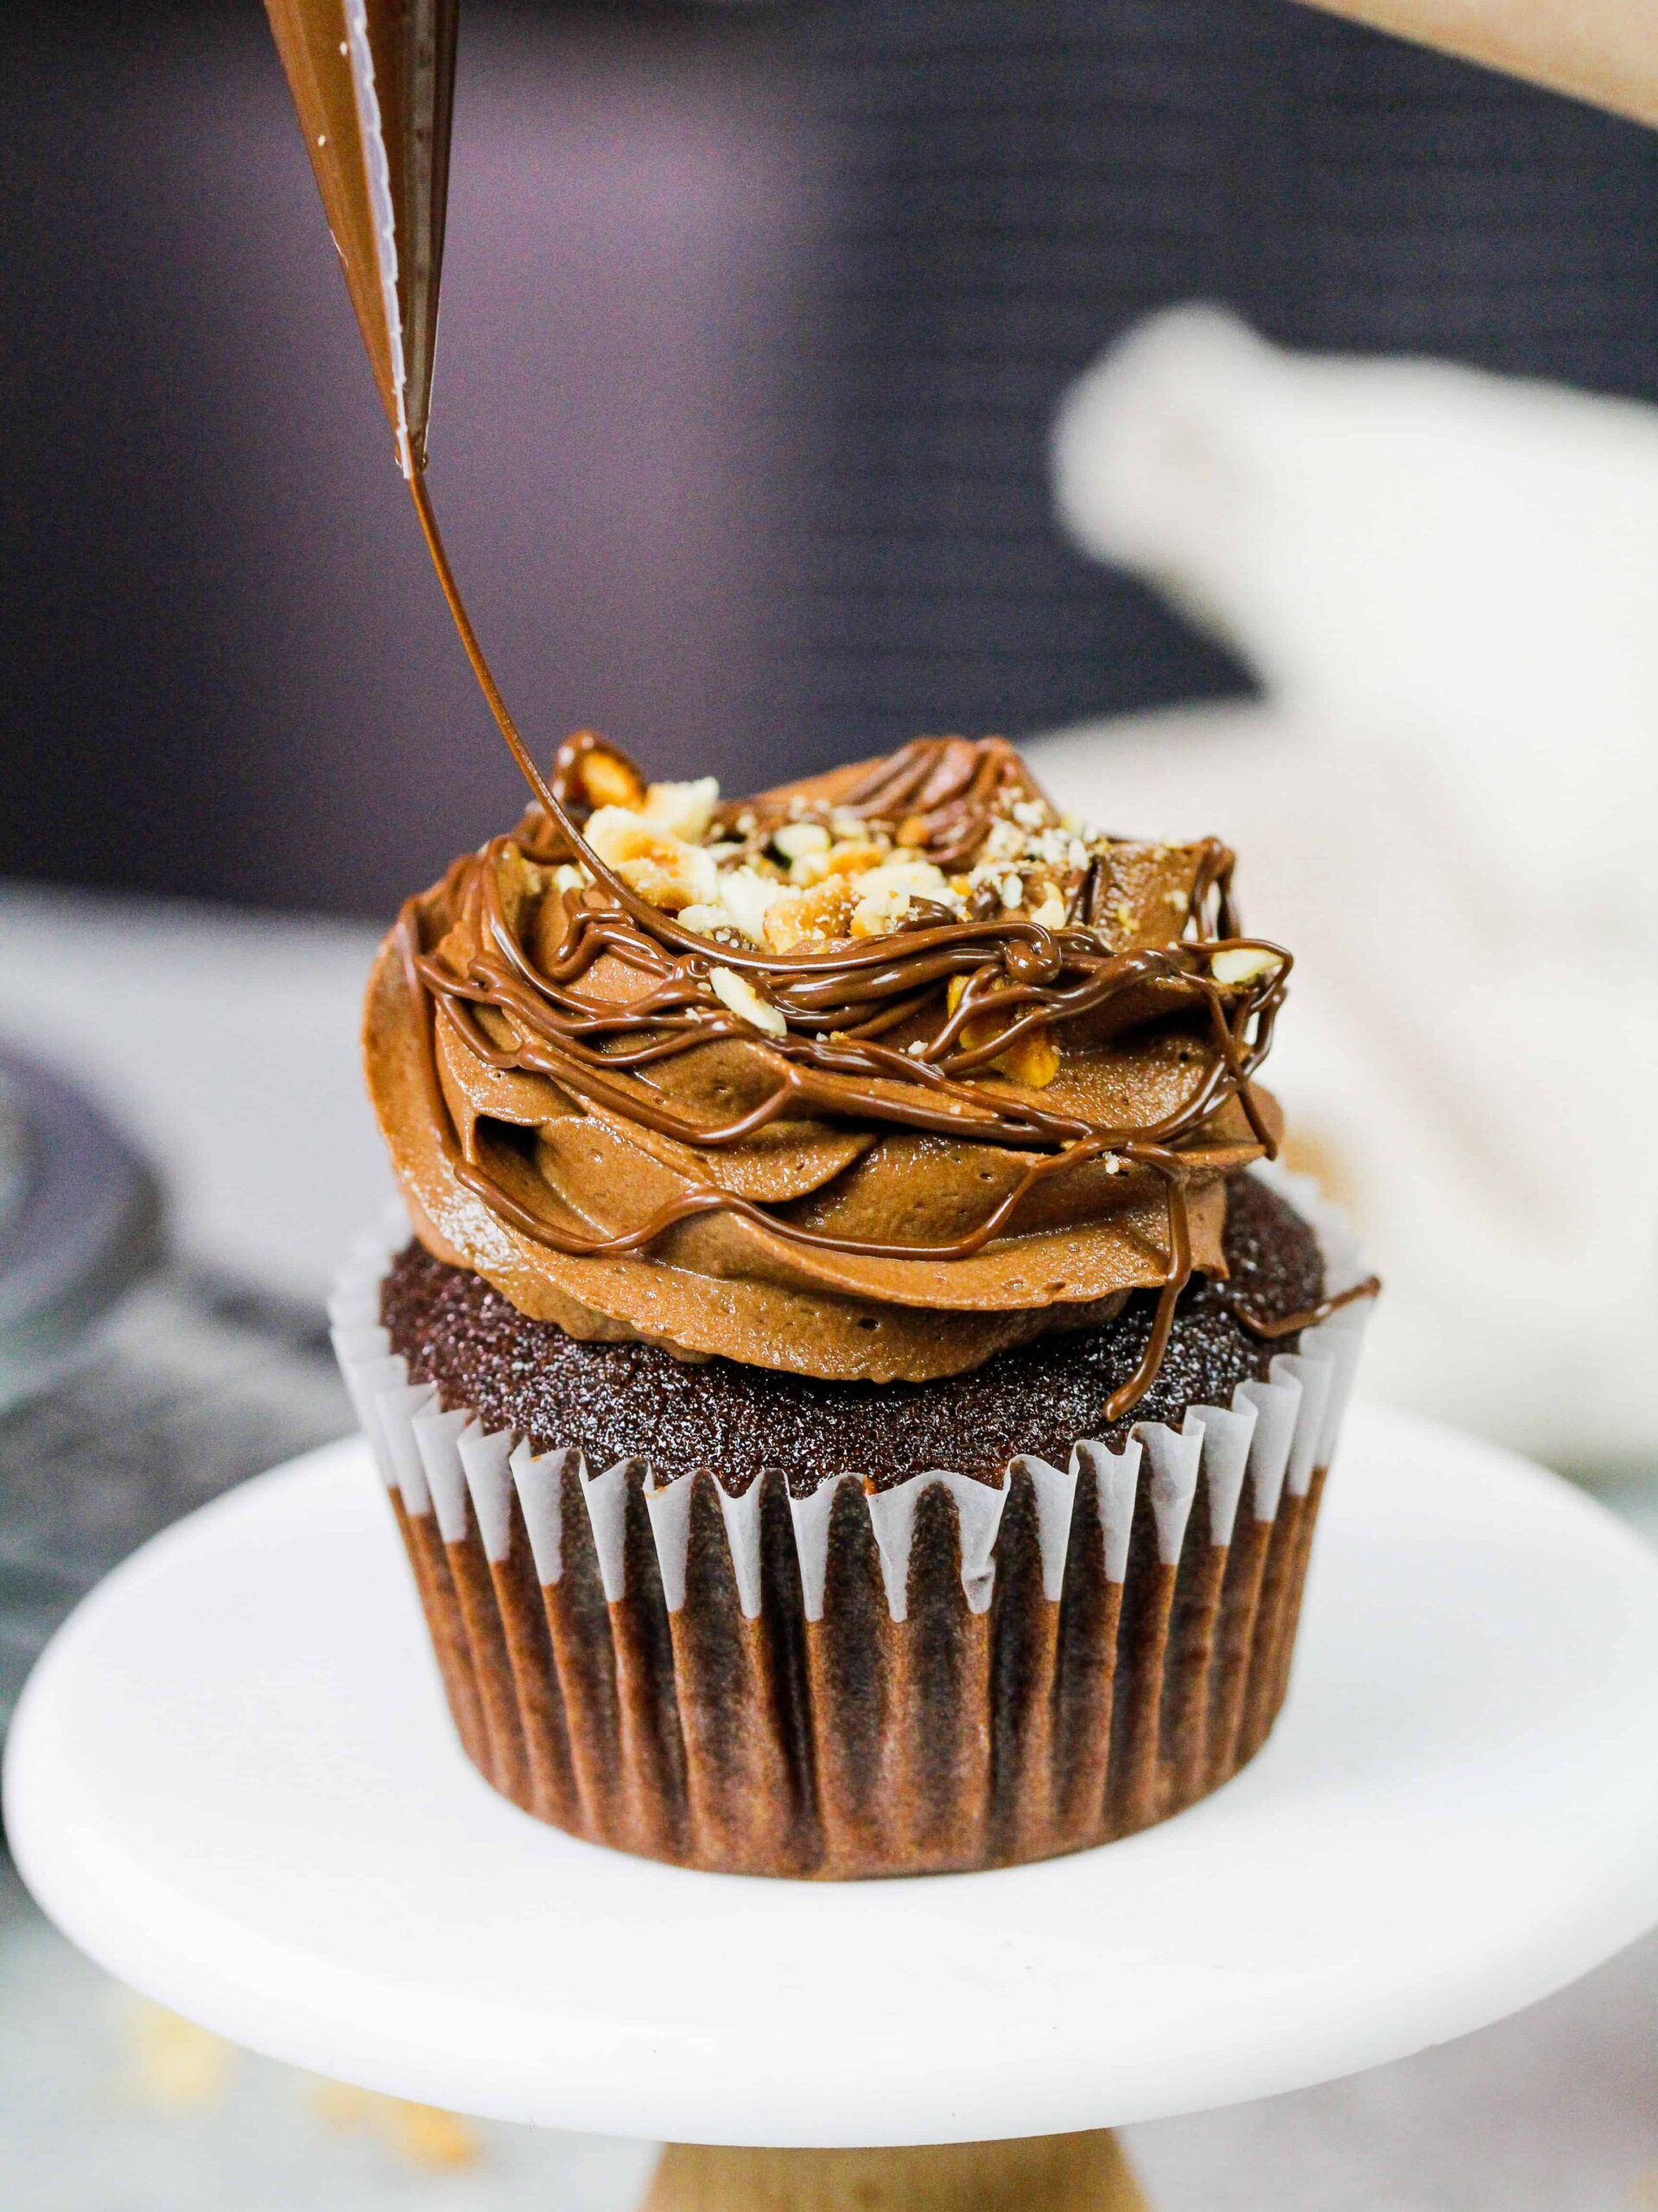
[263, 0, 454, 478]
[261, 0, 575, 836]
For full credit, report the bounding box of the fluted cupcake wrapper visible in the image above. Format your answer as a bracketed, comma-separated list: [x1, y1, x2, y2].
[330, 1169, 1370, 1878]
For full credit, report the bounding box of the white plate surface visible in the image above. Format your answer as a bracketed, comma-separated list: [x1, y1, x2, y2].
[8, 1405, 1658, 2146]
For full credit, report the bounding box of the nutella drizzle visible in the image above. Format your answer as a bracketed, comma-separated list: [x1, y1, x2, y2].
[393, 718, 1372, 1422]
[1224, 1274, 1383, 1341]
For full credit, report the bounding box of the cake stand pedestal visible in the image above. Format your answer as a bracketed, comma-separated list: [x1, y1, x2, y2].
[642, 2132, 1146, 2209]
[9, 1403, 1658, 2211]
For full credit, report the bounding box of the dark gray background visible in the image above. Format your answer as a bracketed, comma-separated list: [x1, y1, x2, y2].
[7, 0, 1658, 918]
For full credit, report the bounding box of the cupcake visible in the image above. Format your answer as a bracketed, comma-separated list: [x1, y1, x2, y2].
[330, 732, 1375, 1877]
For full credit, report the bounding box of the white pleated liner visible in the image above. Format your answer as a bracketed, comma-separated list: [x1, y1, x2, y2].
[331, 1168, 1371, 1626]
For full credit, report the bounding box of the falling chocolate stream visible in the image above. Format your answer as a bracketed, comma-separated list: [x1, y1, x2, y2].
[264, 1, 1375, 1416]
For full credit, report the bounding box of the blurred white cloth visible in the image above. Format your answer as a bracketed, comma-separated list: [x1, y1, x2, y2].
[1046, 308, 1658, 1470]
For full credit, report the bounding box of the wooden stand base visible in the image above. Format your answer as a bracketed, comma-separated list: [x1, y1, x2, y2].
[641, 2129, 1151, 2211]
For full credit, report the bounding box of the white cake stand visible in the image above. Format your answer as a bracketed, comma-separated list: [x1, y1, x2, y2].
[9, 1402, 1658, 2211]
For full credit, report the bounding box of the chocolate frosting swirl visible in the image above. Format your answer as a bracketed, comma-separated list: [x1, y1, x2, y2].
[365, 738, 1292, 1403]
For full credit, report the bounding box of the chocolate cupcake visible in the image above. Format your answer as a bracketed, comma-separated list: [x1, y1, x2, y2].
[331, 734, 1374, 1877]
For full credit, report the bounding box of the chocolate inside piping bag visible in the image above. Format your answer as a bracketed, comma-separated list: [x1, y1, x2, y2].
[264, 0, 457, 474]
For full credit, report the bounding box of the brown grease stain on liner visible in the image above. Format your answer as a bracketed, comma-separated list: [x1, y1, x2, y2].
[397, 730, 1302, 1423]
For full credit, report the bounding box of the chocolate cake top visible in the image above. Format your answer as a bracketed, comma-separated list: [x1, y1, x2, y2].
[382, 1170, 1324, 1490]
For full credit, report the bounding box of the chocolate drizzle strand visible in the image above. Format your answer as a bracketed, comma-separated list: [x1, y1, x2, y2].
[1224, 1274, 1382, 1340]
[389, 733, 1298, 1421]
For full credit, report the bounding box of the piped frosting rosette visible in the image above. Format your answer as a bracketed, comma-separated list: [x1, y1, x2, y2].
[365, 738, 1293, 1390]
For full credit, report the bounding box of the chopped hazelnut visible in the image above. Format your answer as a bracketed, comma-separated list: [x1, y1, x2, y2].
[773, 821, 831, 862]
[576, 747, 645, 812]
[677, 902, 734, 938]
[641, 776, 719, 843]
[999, 1029, 1060, 1087]
[584, 806, 718, 912]
[947, 973, 1059, 1087]
[764, 877, 856, 951]
[823, 841, 887, 878]
[850, 858, 954, 938]
[710, 965, 788, 1037]
[1210, 945, 1283, 987]
[718, 866, 785, 944]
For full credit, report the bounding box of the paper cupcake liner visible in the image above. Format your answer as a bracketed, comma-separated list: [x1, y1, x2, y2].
[329, 1167, 1370, 1878]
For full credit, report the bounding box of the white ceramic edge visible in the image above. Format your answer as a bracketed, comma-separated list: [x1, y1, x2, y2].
[9, 1410, 1658, 2146]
